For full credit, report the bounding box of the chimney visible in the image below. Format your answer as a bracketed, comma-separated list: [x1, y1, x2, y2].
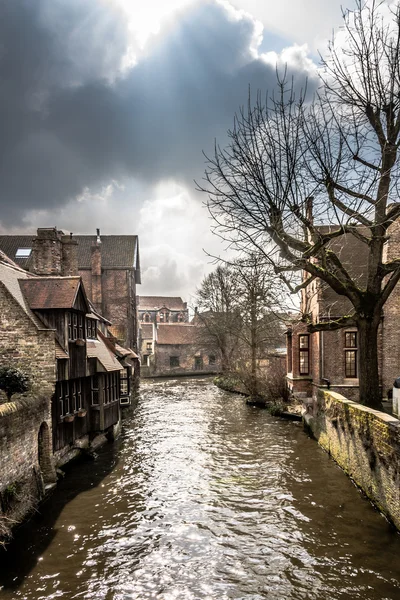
[61, 233, 78, 276]
[32, 227, 63, 275]
[91, 231, 102, 312]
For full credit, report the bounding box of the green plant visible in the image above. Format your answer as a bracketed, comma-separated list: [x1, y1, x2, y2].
[0, 366, 29, 401]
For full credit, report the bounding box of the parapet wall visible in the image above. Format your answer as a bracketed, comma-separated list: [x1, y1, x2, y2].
[304, 389, 400, 530]
[0, 397, 54, 541]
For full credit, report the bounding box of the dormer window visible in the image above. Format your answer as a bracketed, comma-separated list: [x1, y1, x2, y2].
[160, 311, 169, 323]
[15, 248, 32, 258]
[68, 312, 84, 341]
[86, 318, 97, 340]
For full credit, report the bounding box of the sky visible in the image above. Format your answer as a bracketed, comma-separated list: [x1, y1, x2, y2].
[0, 0, 358, 303]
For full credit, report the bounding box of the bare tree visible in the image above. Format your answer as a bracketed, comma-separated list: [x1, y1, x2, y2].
[194, 265, 240, 372]
[198, 0, 400, 409]
[195, 258, 287, 397]
[231, 255, 286, 397]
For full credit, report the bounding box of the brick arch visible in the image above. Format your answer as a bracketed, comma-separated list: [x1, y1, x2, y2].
[38, 422, 56, 484]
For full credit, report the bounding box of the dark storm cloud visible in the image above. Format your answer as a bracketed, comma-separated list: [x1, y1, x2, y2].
[0, 0, 316, 225]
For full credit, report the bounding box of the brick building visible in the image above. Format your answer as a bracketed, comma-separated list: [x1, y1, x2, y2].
[0, 227, 141, 351]
[286, 221, 400, 401]
[0, 253, 132, 538]
[141, 323, 220, 377]
[138, 296, 188, 324]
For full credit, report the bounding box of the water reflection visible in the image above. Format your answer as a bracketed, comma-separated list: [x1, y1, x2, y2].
[0, 377, 399, 599]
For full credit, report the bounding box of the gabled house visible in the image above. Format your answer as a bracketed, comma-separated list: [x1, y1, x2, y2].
[142, 322, 220, 377]
[0, 227, 141, 351]
[0, 255, 132, 525]
[18, 275, 128, 460]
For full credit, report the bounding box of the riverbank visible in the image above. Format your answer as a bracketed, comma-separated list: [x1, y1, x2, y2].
[213, 374, 302, 419]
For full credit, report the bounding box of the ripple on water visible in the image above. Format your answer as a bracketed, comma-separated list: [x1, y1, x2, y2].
[0, 378, 400, 600]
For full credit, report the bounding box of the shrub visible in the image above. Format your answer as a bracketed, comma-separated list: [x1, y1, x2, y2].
[0, 366, 29, 401]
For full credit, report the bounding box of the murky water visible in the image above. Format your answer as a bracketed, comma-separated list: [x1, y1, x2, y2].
[1, 377, 400, 599]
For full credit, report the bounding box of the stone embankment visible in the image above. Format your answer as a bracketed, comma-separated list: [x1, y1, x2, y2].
[304, 389, 400, 530]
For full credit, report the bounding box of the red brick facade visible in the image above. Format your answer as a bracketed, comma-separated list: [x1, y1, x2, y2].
[287, 222, 400, 401]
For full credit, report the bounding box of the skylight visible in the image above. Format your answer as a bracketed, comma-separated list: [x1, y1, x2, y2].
[15, 248, 32, 257]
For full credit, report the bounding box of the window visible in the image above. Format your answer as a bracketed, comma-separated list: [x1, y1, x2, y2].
[287, 331, 293, 373]
[86, 318, 97, 339]
[299, 335, 310, 375]
[195, 356, 204, 370]
[120, 368, 130, 397]
[209, 355, 216, 365]
[57, 379, 83, 416]
[177, 313, 184, 322]
[91, 375, 99, 405]
[344, 331, 358, 378]
[144, 313, 150, 323]
[146, 342, 152, 352]
[78, 314, 84, 339]
[68, 312, 72, 340]
[57, 380, 70, 417]
[170, 356, 180, 368]
[15, 248, 32, 257]
[71, 379, 82, 412]
[104, 372, 119, 404]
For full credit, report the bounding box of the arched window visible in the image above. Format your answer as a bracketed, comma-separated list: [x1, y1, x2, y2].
[144, 313, 150, 323]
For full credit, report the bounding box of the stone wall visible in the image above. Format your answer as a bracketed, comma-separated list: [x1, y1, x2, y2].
[0, 396, 55, 541]
[0, 283, 56, 398]
[149, 343, 220, 377]
[304, 388, 400, 530]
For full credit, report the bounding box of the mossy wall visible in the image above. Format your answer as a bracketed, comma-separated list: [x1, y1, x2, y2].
[305, 389, 400, 530]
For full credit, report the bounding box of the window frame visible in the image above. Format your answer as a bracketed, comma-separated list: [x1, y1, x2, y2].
[344, 331, 358, 378]
[298, 334, 310, 376]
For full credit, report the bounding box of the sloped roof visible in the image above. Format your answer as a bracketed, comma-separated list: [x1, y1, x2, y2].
[0, 260, 44, 329]
[86, 337, 123, 372]
[55, 341, 69, 359]
[114, 343, 138, 359]
[0, 234, 139, 271]
[138, 296, 186, 311]
[73, 235, 139, 269]
[0, 236, 34, 269]
[19, 277, 89, 310]
[156, 323, 196, 345]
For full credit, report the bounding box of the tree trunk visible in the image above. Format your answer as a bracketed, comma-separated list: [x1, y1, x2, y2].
[250, 291, 258, 397]
[357, 317, 382, 409]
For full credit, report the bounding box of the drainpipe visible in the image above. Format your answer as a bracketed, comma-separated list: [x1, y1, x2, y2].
[320, 330, 325, 380]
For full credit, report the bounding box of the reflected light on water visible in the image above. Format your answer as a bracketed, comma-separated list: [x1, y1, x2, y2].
[0, 378, 400, 599]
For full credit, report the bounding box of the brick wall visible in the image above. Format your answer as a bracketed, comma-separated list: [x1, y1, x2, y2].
[32, 228, 63, 276]
[0, 396, 55, 541]
[305, 388, 400, 530]
[102, 269, 134, 348]
[0, 283, 56, 398]
[151, 343, 220, 376]
[382, 218, 400, 395]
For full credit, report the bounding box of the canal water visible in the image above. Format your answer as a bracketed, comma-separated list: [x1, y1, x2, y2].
[1, 377, 400, 600]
